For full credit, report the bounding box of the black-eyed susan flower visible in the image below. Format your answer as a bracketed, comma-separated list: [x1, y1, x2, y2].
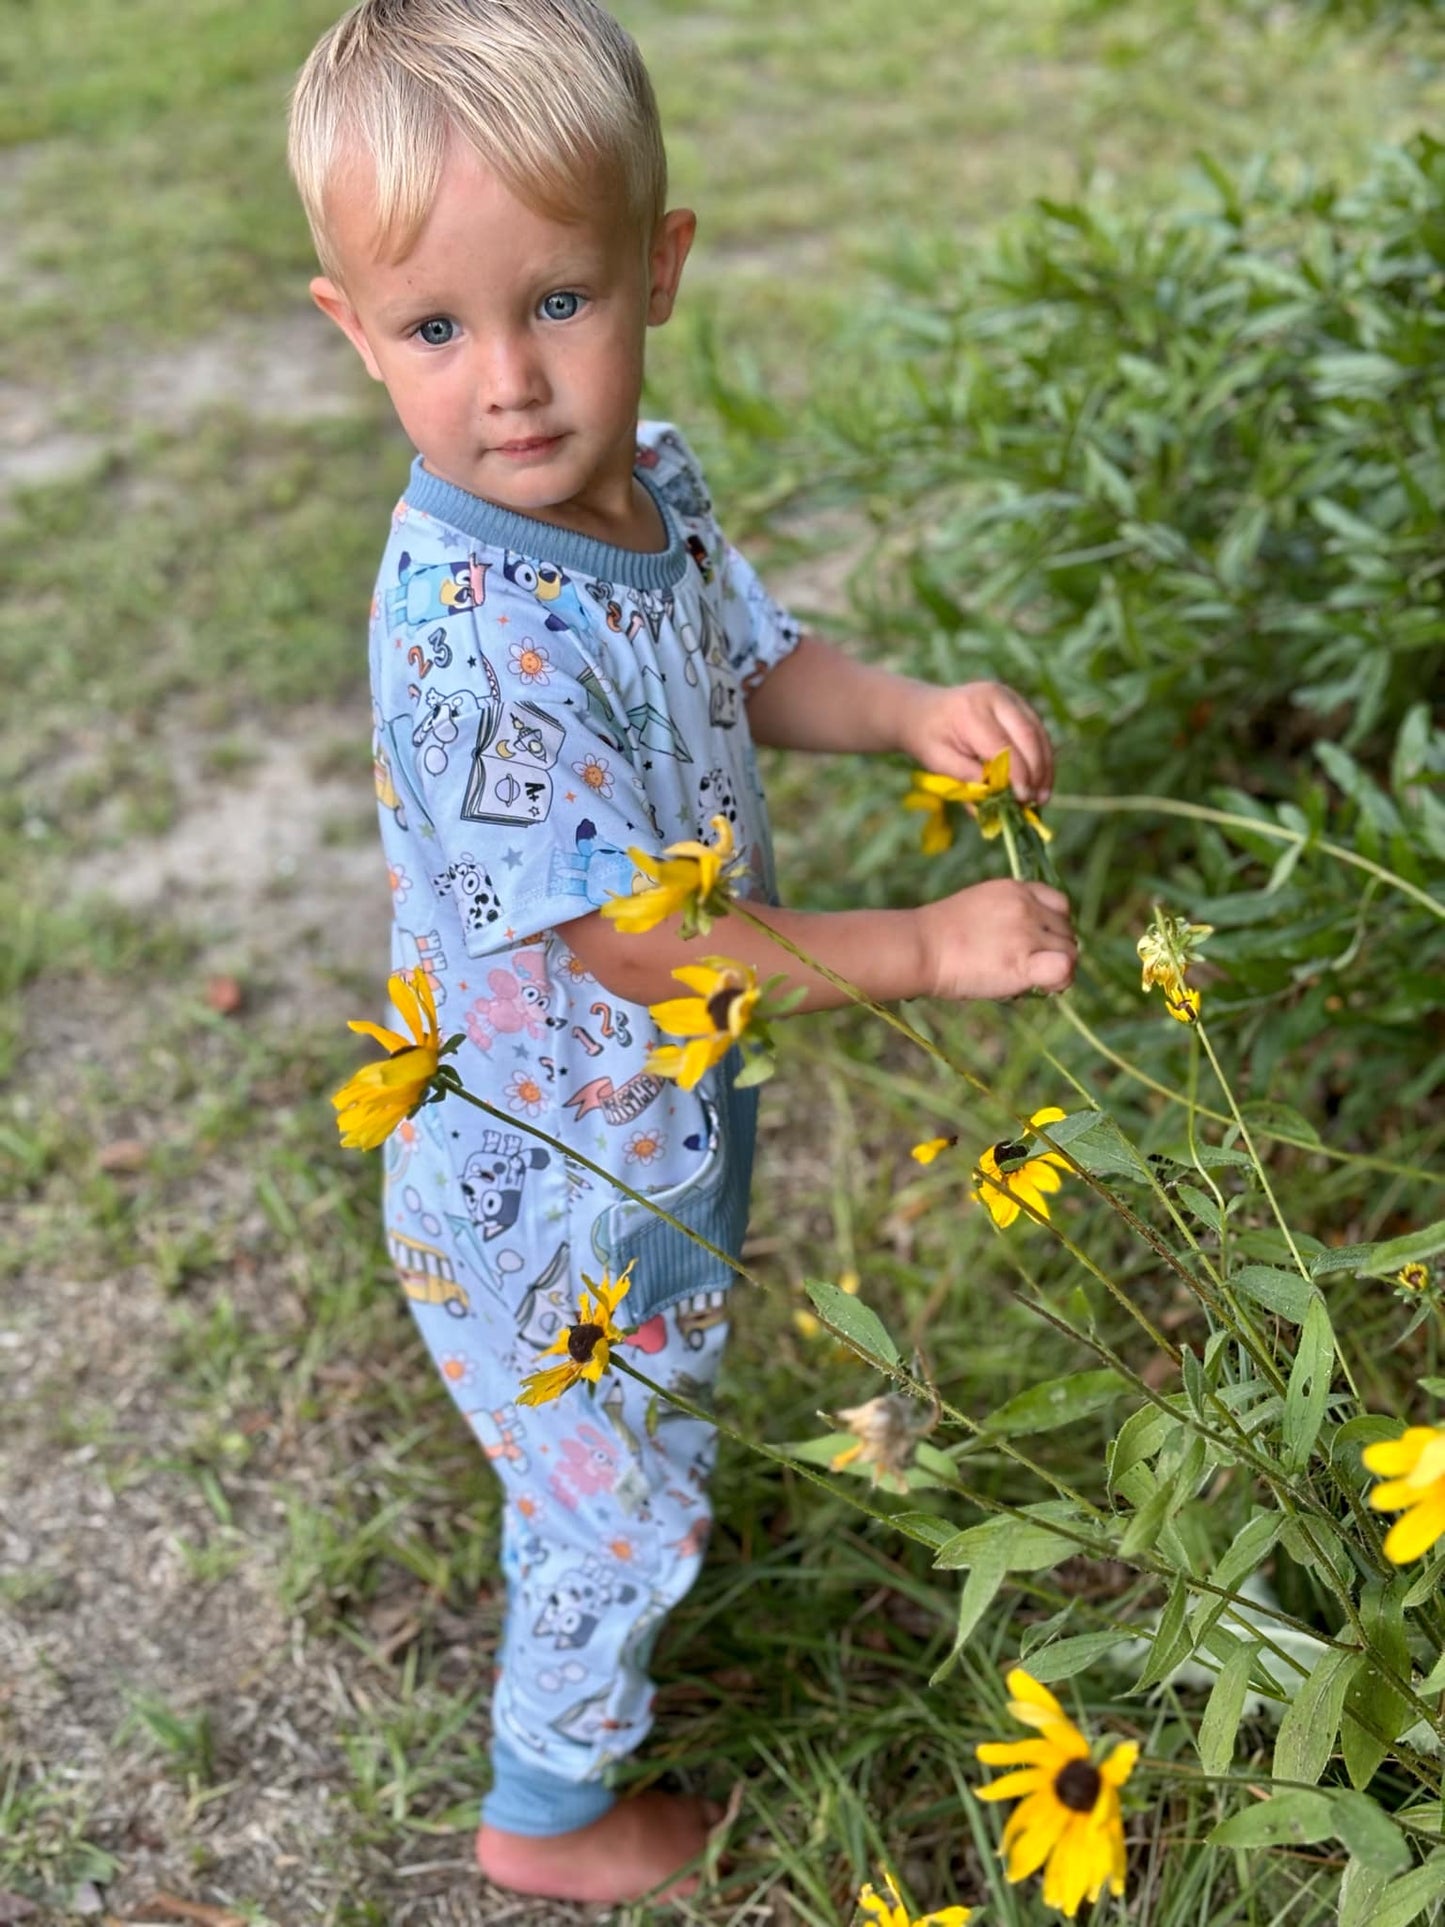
[1363, 1424, 1445, 1563]
[647, 956, 792, 1092]
[333, 967, 455, 1150]
[856, 1869, 972, 1925]
[518, 1266, 633, 1407]
[602, 814, 744, 938]
[972, 1107, 1070, 1229]
[911, 1135, 957, 1166]
[1137, 907, 1212, 1026]
[1396, 1262, 1432, 1295]
[976, 1668, 1136, 1919]
[831, 1393, 936, 1492]
[904, 748, 1051, 854]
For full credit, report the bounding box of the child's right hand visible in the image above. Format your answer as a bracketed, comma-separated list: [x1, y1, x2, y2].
[916, 878, 1077, 1002]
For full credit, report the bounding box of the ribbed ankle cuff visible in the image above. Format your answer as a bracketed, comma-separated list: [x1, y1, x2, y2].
[481, 1737, 617, 1837]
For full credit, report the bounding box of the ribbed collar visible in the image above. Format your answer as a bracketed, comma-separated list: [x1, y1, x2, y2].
[402, 457, 688, 591]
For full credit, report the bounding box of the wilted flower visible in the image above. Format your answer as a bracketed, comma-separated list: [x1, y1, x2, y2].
[904, 748, 1051, 854]
[1363, 1424, 1445, 1563]
[1137, 907, 1212, 1025]
[856, 1869, 972, 1925]
[976, 1667, 1136, 1919]
[602, 814, 744, 938]
[333, 967, 452, 1150]
[518, 1266, 633, 1407]
[831, 1392, 936, 1492]
[972, 1107, 1071, 1229]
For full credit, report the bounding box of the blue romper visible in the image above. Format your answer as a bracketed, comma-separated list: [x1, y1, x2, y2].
[367, 422, 801, 1833]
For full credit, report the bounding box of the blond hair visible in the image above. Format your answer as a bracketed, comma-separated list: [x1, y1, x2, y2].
[288, 0, 667, 279]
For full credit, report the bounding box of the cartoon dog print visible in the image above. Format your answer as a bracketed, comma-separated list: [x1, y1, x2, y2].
[460, 1130, 550, 1241]
[501, 551, 591, 634]
[463, 950, 551, 1049]
[533, 1554, 638, 1652]
[432, 854, 502, 942]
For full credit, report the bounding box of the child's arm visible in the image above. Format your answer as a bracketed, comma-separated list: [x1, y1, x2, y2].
[744, 632, 1053, 803]
[564, 876, 1076, 1013]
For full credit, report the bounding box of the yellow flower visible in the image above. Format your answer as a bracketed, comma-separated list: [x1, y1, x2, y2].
[602, 814, 743, 938]
[856, 1868, 972, 1925]
[1363, 1424, 1445, 1563]
[518, 1266, 633, 1407]
[1396, 1263, 1431, 1293]
[332, 968, 443, 1150]
[911, 1135, 956, 1165]
[976, 1667, 1137, 1919]
[972, 1107, 1070, 1229]
[647, 957, 760, 1092]
[904, 748, 1051, 853]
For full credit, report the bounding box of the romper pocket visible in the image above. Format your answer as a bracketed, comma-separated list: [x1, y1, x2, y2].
[587, 1048, 758, 1326]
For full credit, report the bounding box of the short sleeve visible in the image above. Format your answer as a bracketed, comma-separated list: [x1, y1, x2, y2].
[637, 421, 803, 688]
[371, 529, 663, 960]
[716, 539, 804, 688]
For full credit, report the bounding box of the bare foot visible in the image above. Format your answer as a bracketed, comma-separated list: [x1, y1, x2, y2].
[476, 1789, 715, 1904]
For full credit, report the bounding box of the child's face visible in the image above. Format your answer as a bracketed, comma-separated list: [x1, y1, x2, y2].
[311, 141, 693, 532]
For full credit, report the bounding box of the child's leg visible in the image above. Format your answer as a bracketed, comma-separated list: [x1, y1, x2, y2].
[405, 1267, 731, 1899]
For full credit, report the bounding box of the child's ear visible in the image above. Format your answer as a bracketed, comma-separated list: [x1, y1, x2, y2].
[310, 276, 383, 380]
[646, 209, 696, 326]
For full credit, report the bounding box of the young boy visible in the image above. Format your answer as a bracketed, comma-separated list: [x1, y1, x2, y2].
[289, 0, 1076, 1903]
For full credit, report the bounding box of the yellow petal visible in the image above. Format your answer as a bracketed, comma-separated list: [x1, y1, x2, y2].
[1001, 1793, 1071, 1881]
[1363, 1428, 1439, 1477]
[1383, 1490, 1445, 1564]
[346, 1019, 412, 1052]
[517, 1360, 583, 1407]
[649, 993, 715, 1037]
[1005, 1669, 1066, 1722]
[1099, 1738, 1139, 1788]
[976, 1738, 1062, 1767]
[1028, 1107, 1068, 1130]
[976, 1766, 1051, 1801]
[911, 1136, 954, 1165]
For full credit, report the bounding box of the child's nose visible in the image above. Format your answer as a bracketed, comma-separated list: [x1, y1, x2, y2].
[480, 333, 546, 412]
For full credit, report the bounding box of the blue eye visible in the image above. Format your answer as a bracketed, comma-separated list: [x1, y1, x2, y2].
[416, 317, 455, 346]
[540, 291, 583, 322]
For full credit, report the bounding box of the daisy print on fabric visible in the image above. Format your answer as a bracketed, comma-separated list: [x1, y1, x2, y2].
[624, 1126, 666, 1165]
[387, 863, 412, 903]
[506, 1069, 546, 1118]
[572, 752, 614, 800]
[508, 637, 552, 686]
[439, 1352, 479, 1391]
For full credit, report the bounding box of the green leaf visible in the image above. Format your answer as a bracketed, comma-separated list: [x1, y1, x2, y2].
[1369, 1221, 1445, 1277]
[1233, 1264, 1320, 1325]
[1036, 1108, 1152, 1182]
[1136, 1579, 1193, 1692]
[1282, 1295, 1335, 1473]
[889, 1511, 957, 1551]
[1273, 1645, 1359, 1786]
[1190, 1512, 1283, 1648]
[933, 1503, 1084, 1574]
[803, 1279, 899, 1369]
[931, 1538, 1007, 1685]
[1238, 1100, 1321, 1147]
[1340, 1856, 1390, 1927]
[1118, 1473, 1181, 1560]
[1209, 1789, 1334, 1848]
[1368, 1851, 1445, 1927]
[1178, 1183, 1225, 1235]
[1020, 1630, 1128, 1684]
[983, 1369, 1126, 1438]
[1343, 1581, 1412, 1792]
[1329, 1790, 1411, 1879]
[1108, 1402, 1174, 1489]
[1198, 1639, 1262, 1777]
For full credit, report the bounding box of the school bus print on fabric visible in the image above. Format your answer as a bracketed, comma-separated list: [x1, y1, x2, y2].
[388, 1230, 472, 1317]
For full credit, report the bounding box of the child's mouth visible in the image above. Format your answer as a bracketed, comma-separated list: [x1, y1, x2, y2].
[495, 435, 562, 458]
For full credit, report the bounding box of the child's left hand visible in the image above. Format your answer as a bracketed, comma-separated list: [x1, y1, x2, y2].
[900, 678, 1053, 805]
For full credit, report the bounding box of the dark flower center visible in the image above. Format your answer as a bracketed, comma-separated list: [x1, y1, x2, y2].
[992, 1139, 1031, 1170]
[706, 985, 744, 1032]
[1054, 1759, 1102, 1813]
[567, 1322, 605, 1362]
